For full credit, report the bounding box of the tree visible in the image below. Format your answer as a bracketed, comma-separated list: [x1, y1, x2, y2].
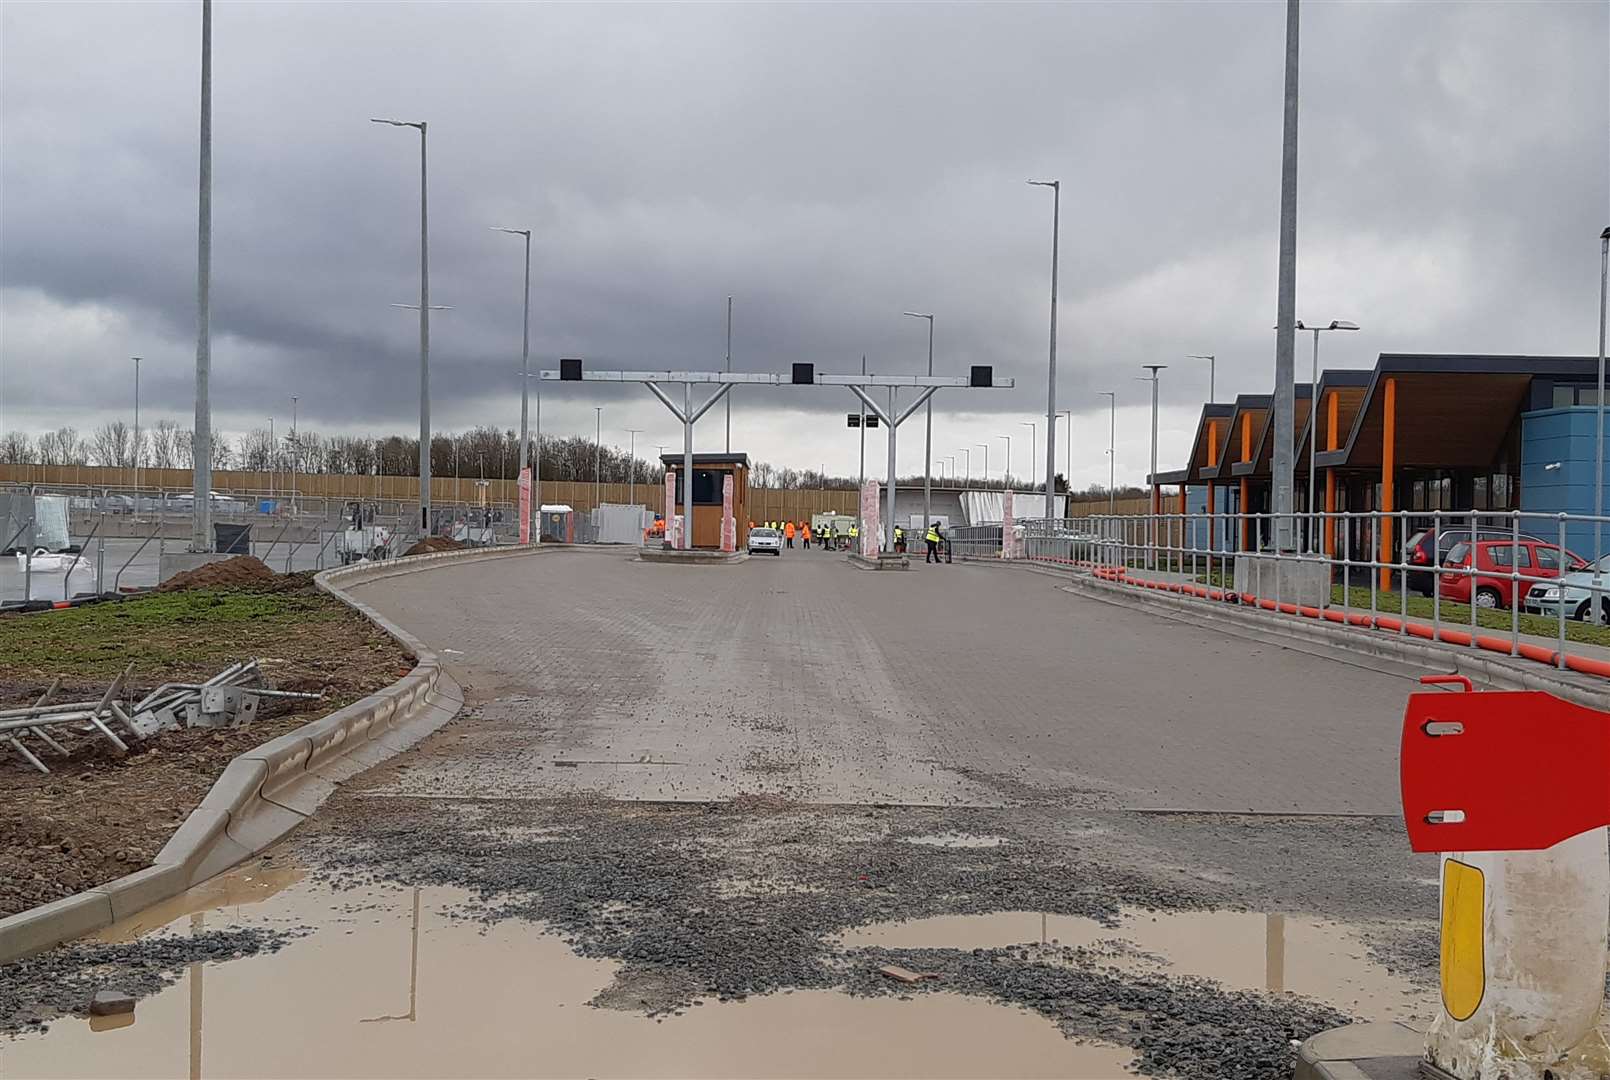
[0, 431, 33, 464]
[148, 419, 182, 469]
[172, 428, 232, 471]
[90, 420, 140, 467]
[236, 428, 275, 471]
[37, 427, 88, 466]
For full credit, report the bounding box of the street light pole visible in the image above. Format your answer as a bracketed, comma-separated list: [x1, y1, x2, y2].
[858, 355, 868, 490]
[132, 356, 141, 498]
[371, 116, 431, 532]
[997, 434, 1011, 488]
[290, 394, 299, 514]
[1099, 392, 1116, 515]
[1188, 354, 1216, 403]
[1029, 179, 1060, 521]
[1059, 411, 1072, 503]
[725, 296, 733, 452]
[1271, 0, 1301, 552]
[903, 312, 935, 529]
[1138, 367, 1166, 567]
[191, 0, 213, 552]
[959, 448, 971, 488]
[977, 443, 989, 487]
[594, 406, 603, 510]
[1295, 319, 1358, 551]
[491, 227, 532, 494]
[1020, 421, 1037, 493]
[626, 428, 643, 508]
[1593, 226, 1609, 621]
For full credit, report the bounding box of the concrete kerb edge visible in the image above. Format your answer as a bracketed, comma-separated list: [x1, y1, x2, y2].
[1293, 1021, 1425, 1080]
[997, 559, 1610, 711]
[0, 545, 520, 965]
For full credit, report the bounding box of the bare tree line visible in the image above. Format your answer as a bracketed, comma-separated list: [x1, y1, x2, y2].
[5, 421, 1122, 495]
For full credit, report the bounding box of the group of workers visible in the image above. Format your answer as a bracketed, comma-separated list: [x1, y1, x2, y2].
[754, 519, 856, 550]
[749, 518, 950, 562]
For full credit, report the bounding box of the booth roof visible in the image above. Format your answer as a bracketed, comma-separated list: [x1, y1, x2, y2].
[659, 452, 751, 468]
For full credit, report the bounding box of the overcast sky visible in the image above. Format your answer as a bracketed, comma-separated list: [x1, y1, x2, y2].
[2, 1, 1606, 487]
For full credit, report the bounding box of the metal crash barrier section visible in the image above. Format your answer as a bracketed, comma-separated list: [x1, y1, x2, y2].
[996, 508, 1610, 682]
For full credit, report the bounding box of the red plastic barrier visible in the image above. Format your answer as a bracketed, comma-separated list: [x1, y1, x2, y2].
[1401, 676, 1610, 852]
[1093, 568, 1610, 683]
[1565, 653, 1610, 679]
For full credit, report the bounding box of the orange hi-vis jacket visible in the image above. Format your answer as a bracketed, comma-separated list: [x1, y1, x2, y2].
[784, 521, 796, 539]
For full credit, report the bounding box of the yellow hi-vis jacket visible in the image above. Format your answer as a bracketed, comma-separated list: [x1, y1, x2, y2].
[926, 527, 941, 543]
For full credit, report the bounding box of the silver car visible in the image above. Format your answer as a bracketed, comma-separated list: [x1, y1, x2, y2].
[747, 527, 783, 556]
[1523, 553, 1610, 622]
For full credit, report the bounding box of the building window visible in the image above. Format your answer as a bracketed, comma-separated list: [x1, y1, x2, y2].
[1492, 473, 1513, 509]
[1552, 385, 1601, 407]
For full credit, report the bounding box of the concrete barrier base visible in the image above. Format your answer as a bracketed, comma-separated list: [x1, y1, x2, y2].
[847, 553, 910, 571]
[1234, 552, 1330, 607]
[1294, 1022, 1424, 1080]
[638, 548, 746, 565]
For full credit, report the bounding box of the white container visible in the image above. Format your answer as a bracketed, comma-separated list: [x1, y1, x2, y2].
[1426, 827, 1610, 1079]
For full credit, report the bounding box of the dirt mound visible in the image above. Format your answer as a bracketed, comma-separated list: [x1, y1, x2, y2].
[157, 555, 277, 592]
[402, 536, 465, 557]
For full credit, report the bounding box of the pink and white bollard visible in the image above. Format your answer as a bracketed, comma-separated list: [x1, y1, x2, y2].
[861, 481, 879, 557]
[663, 473, 677, 548]
[720, 475, 735, 553]
[518, 466, 532, 545]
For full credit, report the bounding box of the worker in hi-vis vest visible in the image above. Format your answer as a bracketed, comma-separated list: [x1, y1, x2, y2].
[925, 522, 942, 564]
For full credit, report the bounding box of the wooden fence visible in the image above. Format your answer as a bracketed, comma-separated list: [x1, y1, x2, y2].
[2, 464, 1169, 522]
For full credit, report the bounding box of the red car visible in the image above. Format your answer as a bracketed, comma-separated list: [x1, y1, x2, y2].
[1440, 539, 1588, 609]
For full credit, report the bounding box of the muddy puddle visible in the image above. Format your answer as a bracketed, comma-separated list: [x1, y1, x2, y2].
[838, 908, 1430, 1023]
[3, 865, 1138, 1079]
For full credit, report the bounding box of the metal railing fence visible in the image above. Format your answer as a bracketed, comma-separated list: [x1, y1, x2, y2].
[997, 509, 1610, 678]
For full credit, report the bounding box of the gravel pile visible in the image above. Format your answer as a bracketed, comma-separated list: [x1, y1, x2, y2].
[0, 927, 302, 1033]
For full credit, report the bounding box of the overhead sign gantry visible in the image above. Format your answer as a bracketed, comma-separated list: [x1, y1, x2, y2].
[540, 360, 1014, 552]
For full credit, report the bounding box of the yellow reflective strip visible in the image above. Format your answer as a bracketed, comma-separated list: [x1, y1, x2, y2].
[1440, 858, 1485, 1022]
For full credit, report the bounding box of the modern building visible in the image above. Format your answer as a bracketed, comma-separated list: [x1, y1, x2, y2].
[1148, 354, 1610, 567]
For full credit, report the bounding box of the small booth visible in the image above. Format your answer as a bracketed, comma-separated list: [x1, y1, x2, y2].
[661, 453, 749, 550]
[539, 503, 575, 544]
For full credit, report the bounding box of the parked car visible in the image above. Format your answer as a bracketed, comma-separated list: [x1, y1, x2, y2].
[1522, 553, 1610, 622]
[747, 527, 782, 556]
[1439, 539, 1588, 609]
[1403, 525, 1547, 595]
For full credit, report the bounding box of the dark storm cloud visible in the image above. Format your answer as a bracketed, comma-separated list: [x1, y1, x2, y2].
[2, 0, 1606, 459]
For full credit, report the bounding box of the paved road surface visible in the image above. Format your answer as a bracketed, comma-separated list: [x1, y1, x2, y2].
[352, 546, 1417, 813]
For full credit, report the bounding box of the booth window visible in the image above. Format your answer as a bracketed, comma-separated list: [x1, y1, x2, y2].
[674, 469, 725, 506]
